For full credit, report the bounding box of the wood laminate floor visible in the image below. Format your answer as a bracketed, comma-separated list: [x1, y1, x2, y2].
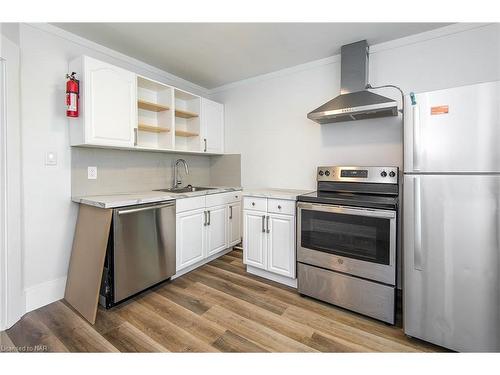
[1, 249, 446, 353]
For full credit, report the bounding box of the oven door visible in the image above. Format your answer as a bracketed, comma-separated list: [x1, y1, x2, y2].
[297, 202, 396, 285]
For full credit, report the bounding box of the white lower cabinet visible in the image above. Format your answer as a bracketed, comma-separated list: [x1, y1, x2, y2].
[176, 191, 242, 273]
[227, 202, 241, 247]
[243, 211, 267, 269]
[243, 197, 296, 281]
[176, 208, 206, 270]
[267, 213, 295, 277]
[206, 204, 228, 256]
[69, 56, 137, 147]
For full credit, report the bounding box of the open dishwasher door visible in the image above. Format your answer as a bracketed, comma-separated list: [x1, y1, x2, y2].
[113, 201, 176, 303]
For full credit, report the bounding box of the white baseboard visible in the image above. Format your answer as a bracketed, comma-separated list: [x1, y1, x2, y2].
[21, 247, 236, 313]
[247, 266, 298, 288]
[24, 277, 67, 313]
[172, 247, 233, 279]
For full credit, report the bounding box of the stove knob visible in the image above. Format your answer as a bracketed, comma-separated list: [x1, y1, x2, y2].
[324, 170, 330, 176]
[380, 171, 387, 177]
[319, 170, 324, 176]
[389, 171, 396, 178]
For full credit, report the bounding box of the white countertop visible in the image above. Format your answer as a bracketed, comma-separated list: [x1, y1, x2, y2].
[73, 187, 313, 209]
[72, 186, 242, 209]
[242, 188, 313, 201]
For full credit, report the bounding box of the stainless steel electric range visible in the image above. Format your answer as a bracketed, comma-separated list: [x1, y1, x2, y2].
[297, 166, 399, 324]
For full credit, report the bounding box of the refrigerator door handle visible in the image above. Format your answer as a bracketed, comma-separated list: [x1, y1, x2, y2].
[412, 105, 421, 171]
[413, 176, 423, 270]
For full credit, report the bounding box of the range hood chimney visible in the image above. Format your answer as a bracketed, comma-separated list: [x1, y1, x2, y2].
[307, 40, 398, 124]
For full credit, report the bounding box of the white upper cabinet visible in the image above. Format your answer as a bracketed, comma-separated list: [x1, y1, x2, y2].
[201, 98, 224, 153]
[69, 56, 224, 154]
[69, 56, 225, 155]
[69, 56, 136, 147]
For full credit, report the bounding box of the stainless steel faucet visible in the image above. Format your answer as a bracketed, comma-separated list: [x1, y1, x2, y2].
[173, 159, 189, 189]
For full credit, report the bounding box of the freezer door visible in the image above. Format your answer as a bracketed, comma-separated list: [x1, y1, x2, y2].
[403, 175, 500, 352]
[404, 81, 500, 173]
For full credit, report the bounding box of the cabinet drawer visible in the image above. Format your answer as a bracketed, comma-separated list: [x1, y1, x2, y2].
[228, 191, 242, 203]
[268, 199, 296, 216]
[206, 191, 242, 207]
[176, 196, 206, 213]
[243, 197, 267, 212]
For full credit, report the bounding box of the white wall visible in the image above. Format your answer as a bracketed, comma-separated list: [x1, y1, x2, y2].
[17, 23, 210, 314]
[211, 23, 500, 190]
[1, 24, 24, 330]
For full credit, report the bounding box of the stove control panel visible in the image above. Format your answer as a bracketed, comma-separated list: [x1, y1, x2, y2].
[317, 166, 399, 184]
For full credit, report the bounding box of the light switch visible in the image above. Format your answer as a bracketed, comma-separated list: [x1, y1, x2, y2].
[45, 151, 57, 166]
[88, 166, 97, 180]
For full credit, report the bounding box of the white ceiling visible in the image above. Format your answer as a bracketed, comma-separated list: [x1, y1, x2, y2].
[53, 23, 450, 89]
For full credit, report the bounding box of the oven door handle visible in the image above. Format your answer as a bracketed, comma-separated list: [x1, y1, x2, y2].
[297, 202, 396, 219]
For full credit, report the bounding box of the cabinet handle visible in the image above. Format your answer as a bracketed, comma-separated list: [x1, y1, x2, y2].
[203, 138, 207, 152]
[266, 215, 270, 233]
[134, 128, 138, 146]
[261, 215, 266, 233]
[251, 202, 255, 206]
[207, 210, 211, 226]
[229, 205, 233, 219]
[278, 205, 282, 210]
[203, 211, 207, 226]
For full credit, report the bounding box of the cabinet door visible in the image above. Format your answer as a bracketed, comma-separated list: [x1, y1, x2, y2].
[227, 202, 242, 247]
[84, 57, 136, 147]
[201, 98, 224, 153]
[243, 210, 267, 269]
[267, 213, 295, 278]
[206, 205, 228, 256]
[176, 208, 206, 271]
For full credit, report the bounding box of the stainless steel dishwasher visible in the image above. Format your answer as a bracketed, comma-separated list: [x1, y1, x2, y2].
[100, 200, 176, 308]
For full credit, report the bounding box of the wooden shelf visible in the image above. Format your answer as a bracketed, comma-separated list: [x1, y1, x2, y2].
[137, 124, 170, 133]
[138, 99, 170, 112]
[175, 129, 199, 137]
[175, 109, 199, 119]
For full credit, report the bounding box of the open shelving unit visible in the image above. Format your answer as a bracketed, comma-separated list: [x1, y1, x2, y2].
[136, 76, 174, 149]
[174, 89, 202, 151]
[133, 76, 206, 153]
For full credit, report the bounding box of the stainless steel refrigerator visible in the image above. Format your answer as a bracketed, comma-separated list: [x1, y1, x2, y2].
[403, 81, 500, 352]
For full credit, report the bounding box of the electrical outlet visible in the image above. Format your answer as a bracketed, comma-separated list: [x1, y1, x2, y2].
[45, 151, 57, 166]
[88, 166, 97, 180]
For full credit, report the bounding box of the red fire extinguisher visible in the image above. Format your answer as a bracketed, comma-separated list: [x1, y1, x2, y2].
[66, 72, 79, 118]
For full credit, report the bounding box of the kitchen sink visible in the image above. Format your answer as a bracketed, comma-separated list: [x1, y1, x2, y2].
[154, 186, 217, 194]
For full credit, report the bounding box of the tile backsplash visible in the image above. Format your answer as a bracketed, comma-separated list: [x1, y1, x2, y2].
[71, 147, 241, 197]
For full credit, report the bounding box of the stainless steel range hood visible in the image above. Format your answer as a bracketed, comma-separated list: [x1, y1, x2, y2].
[307, 40, 398, 124]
